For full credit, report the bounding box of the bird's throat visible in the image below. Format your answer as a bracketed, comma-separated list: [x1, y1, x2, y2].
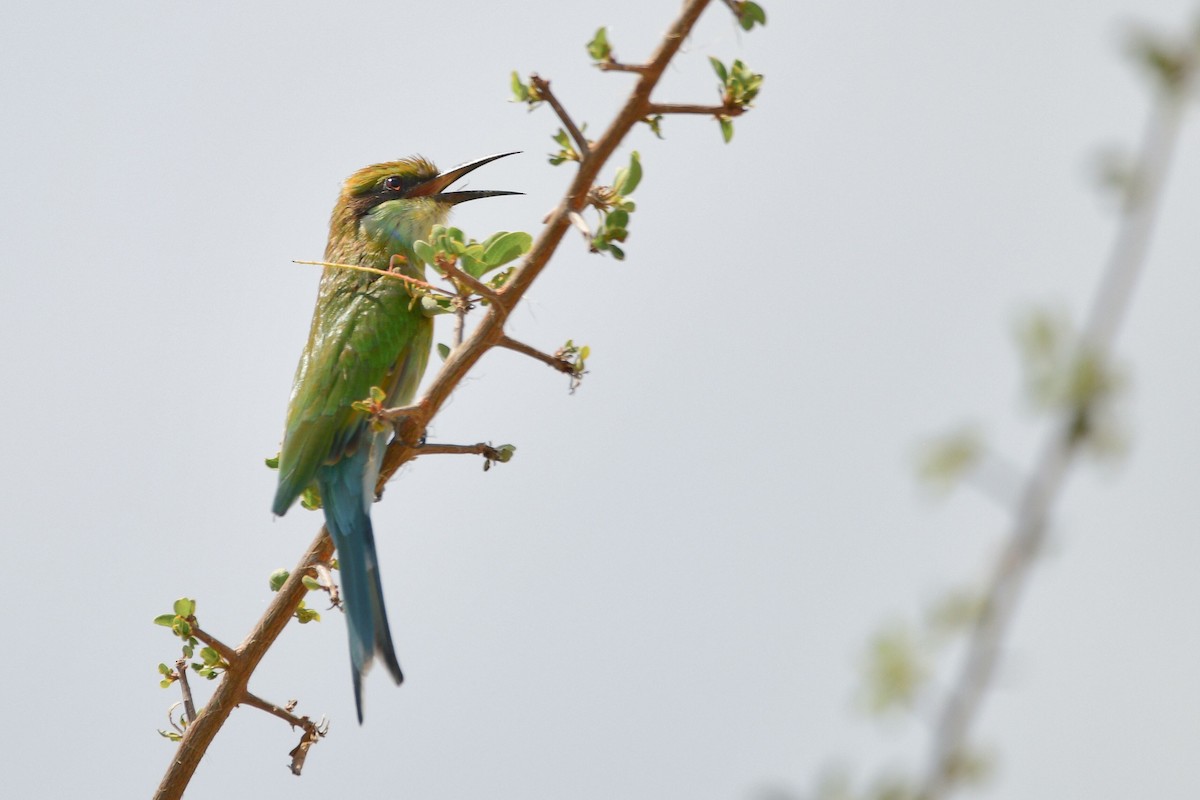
[358, 197, 449, 265]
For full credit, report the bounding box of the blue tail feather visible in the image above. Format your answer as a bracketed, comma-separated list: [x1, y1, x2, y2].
[318, 451, 404, 723]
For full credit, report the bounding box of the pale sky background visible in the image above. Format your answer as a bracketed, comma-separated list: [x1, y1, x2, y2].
[2, 1, 1199, 798]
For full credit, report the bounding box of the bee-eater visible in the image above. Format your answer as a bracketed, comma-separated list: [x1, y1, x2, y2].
[272, 153, 518, 721]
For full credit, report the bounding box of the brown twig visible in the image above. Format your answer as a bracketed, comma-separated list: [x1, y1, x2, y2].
[415, 442, 507, 459]
[239, 693, 328, 776]
[293, 260, 456, 298]
[530, 74, 591, 159]
[240, 691, 312, 728]
[175, 659, 196, 723]
[435, 255, 503, 305]
[189, 624, 238, 666]
[497, 335, 576, 375]
[312, 562, 341, 609]
[597, 61, 650, 74]
[645, 102, 747, 117]
[915, 47, 1196, 800]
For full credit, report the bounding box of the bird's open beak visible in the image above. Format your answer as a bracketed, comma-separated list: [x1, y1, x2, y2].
[410, 151, 522, 205]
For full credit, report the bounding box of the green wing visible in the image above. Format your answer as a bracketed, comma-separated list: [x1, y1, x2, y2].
[273, 273, 432, 515]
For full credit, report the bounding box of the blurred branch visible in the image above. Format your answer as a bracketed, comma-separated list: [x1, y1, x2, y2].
[916, 37, 1197, 800]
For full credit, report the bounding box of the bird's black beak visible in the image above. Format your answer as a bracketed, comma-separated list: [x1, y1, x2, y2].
[411, 151, 522, 205]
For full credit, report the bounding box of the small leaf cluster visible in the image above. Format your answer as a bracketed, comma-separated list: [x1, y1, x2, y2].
[264, 454, 322, 510]
[350, 386, 391, 434]
[710, 57, 765, 142]
[1125, 24, 1198, 95]
[509, 71, 544, 108]
[154, 598, 200, 660]
[589, 151, 642, 259]
[549, 126, 586, 165]
[1015, 308, 1125, 455]
[484, 443, 517, 471]
[861, 587, 986, 717]
[587, 27, 613, 64]
[732, 1, 767, 31]
[820, 588, 991, 797]
[414, 225, 532, 297]
[153, 598, 230, 683]
[916, 427, 982, 493]
[556, 339, 591, 393]
[269, 568, 322, 624]
[641, 114, 665, 139]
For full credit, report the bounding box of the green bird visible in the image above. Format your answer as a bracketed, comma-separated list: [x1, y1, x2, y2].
[273, 152, 518, 721]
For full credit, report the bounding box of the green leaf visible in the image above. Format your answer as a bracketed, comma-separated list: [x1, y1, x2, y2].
[510, 70, 528, 102]
[481, 231, 533, 269]
[154, 614, 177, 627]
[494, 444, 516, 463]
[459, 251, 488, 279]
[268, 569, 289, 592]
[612, 151, 642, 195]
[412, 240, 436, 265]
[863, 624, 928, 713]
[709, 56, 728, 83]
[642, 115, 665, 139]
[300, 484, 322, 511]
[158, 663, 172, 675]
[200, 647, 220, 666]
[488, 266, 515, 291]
[719, 116, 734, 143]
[173, 598, 195, 618]
[437, 343, 451, 361]
[301, 575, 322, 591]
[264, 454, 279, 469]
[609, 244, 625, 260]
[917, 429, 982, 492]
[606, 209, 629, 230]
[587, 27, 611, 62]
[740, 1, 767, 30]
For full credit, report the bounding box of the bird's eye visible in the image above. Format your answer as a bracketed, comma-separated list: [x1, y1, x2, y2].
[384, 176, 404, 191]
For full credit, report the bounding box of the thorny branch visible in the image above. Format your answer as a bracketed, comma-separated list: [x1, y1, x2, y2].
[497, 335, 579, 375]
[189, 624, 238, 666]
[239, 693, 328, 776]
[915, 40, 1198, 800]
[155, 2, 734, 798]
[531, 74, 591, 158]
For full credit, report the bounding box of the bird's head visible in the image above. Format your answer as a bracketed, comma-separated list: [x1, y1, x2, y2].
[332, 152, 520, 254]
